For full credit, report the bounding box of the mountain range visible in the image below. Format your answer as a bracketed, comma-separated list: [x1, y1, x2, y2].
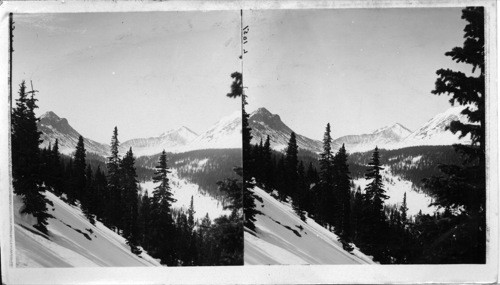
[249, 106, 471, 154]
[38, 105, 471, 158]
[38, 110, 242, 157]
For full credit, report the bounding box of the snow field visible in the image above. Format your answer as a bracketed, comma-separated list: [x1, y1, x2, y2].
[245, 186, 374, 265]
[140, 169, 230, 221]
[14, 191, 162, 267]
[352, 166, 439, 216]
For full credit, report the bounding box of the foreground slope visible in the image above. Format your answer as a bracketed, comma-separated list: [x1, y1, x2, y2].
[14, 192, 161, 267]
[245, 187, 374, 265]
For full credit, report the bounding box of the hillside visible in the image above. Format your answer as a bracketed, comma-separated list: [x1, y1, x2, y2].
[14, 191, 161, 267]
[245, 187, 374, 265]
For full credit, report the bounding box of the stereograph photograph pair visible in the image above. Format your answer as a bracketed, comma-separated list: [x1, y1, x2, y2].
[0, 1, 498, 284]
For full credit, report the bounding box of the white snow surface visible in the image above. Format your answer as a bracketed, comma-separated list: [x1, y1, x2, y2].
[245, 186, 374, 265]
[187, 110, 242, 151]
[352, 166, 439, 216]
[14, 192, 162, 267]
[399, 106, 473, 148]
[140, 169, 230, 220]
[121, 126, 199, 157]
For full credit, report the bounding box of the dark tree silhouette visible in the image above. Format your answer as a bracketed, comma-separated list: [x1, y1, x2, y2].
[11, 81, 51, 234]
[423, 7, 486, 263]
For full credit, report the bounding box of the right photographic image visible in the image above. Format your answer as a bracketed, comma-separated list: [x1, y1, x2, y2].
[242, 7, 486, 265]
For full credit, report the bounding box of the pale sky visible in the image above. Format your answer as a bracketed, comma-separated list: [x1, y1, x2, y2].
[13, 11, 241, 142]
[244, 8, 473, 140]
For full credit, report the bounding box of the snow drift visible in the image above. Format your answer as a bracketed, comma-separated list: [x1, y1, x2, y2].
[245, 186, 374, 265]
[14, 191, 161, 267]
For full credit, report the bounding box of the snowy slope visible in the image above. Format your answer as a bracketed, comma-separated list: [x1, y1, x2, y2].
[14, 192, 161, 267]
[187, 110, 242, 151]
[38, 111, 109, 157]
[352, 166, 439, 216]
[140, 169, 230, 220]
[121, 126, 198, 157]
[245, 187, 374, 265]
[333, 123, 412, 153]
[400, 106, 472, 147]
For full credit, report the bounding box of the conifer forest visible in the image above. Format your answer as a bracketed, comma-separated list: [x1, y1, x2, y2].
[9, 6, 489, 268]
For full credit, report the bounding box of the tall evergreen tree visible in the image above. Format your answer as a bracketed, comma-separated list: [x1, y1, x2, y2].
[138, 190, 151, 249]
[333, 144, 353, 251]
[150, 150, 177, 264]
[362, 146, 389, 261]
[284, 132, 299, 200]
[318, 123, 335, 227]
[120, 147, 141, 254]
[107, 127, 122, 231]
[73, 135, 87, 204]
[364, 147, 388, 221]
[50, 139, 64, 196]
[424, 7, 486, 263]
[188, 196, 196, 231]
[400, 192, 408, 226]
[11, 81, 51, 234]
[93, 166, 108, 224]
[262, 135, 274, 188]
[226, 71, 259, 231]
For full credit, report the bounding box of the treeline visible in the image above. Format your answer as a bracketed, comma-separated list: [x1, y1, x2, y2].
[348, 145, 463, 188]
[135, 149, 241, 199]
[12, 80, 243, 266]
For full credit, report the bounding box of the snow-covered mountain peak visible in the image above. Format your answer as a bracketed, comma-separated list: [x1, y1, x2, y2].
[400, 106, 472, 147]
[159, 126, 198, 139]
[187, 110, 242, 150]
[372, 123, 412, 136]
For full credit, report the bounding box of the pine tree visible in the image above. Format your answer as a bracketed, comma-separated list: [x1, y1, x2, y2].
[120, 147, 141, 254]
[73, 135, 86, 205]
[362, 146, 389, 261]
[333, 144, 353, 251]
[284, 132, 299, 202]
[351, 186, 364, 242]
[226, 71, 259, 231]
[106, 127, 122, 231]
[318, 123, 335, 227]
[262, 135, 274, 187]
[423, 7, 486, 263]
[400, 192, 408, 226]
[217, 178, 243, 216]
[364, 146, 388, 221]
[50, 139, 64, 196]
[11, 81, 51, 234]
[138, 190, 151, 249]
[93, 166, 108, 224]
[150, 150, 177, 264]
[188, 195, 195, 231]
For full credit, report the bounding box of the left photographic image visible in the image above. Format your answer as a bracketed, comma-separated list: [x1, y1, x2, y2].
[9, 11, 243, 267]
